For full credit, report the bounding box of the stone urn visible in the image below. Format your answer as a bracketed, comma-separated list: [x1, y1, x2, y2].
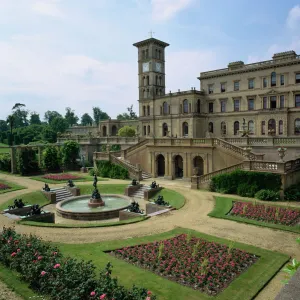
[88, 188, 105, 207]
[193, 167, 200, 176]
[278, 147, 287, 162]
[243, 147, 252, 160]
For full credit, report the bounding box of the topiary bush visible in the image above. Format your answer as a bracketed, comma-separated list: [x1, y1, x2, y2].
[96, 161, 129, 179]
[43, 146, 60, 172]
[61, 141, 79, 170]
[16, 148, 40, 175]
[210, 170, 281, 197]
[255, 189, 280, 201]
[284, 184, 300, 201]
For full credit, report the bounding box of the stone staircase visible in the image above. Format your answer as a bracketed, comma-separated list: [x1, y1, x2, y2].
[51, 187, 73, 203]
[131, 185, 150, 199]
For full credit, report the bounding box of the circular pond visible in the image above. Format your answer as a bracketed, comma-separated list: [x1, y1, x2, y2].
[56, 194, 131, 221]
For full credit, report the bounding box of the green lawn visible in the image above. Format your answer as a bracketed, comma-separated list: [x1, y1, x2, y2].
[57, 227, 289, 300]
[30, 172, 108, 184]
[0, 143, 9, 153]
[0, 179, 26, 195]
[150, 188, 186, 209]
[78, 183, 128, 195]
[209, 196, 300, 234]
[0, 191, 49, 211]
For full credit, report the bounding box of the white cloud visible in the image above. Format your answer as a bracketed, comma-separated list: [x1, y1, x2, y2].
[32, 0, 64, 18]
[151, 0, 193, 22]
[287, 5, 300, 29]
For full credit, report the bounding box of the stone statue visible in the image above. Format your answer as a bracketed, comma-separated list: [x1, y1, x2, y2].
[150, 181, 159, 189]
[91, 188, 101, 200]
[43, 183, 50, 192]
[27, 204, 42, 216]
[8, 199, 26, 210]
[67, 179, 75, 188]
[93, 174, 98, 188]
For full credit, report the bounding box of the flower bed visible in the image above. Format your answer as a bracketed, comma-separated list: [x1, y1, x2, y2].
[42, 174, 81, 181]
[0, 183, 11, 191]
[111, 234, 258, 295]
[230, 201, 300, 226]
[0, 227, 155, 300]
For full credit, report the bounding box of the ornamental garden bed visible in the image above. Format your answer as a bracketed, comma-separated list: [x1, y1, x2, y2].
[0, 182, 11, 191]
[110, 233, 258, 296]
[229, 201, 300, 226]
[42, 173, 82, 181]
[0, 180, 25, 194]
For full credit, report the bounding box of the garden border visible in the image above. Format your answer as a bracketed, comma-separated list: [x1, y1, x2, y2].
[0, 179, 26, 194]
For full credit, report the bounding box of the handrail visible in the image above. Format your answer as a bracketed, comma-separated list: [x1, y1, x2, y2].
[124, 138, 149, 157]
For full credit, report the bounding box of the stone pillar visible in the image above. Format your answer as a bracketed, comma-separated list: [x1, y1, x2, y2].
[151, 152, 156, 177]
[191, 175, 199, 189]
[243, 160, 251, 171]
[10, 147, 17, 174]
[164, 152, 172, 180]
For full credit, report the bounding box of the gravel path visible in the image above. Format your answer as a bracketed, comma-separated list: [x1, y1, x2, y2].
[0, 173, 299, 300]
[0, 280, 23, 300]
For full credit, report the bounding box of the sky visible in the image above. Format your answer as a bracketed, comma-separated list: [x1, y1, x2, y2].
[0, 0, 300, 121]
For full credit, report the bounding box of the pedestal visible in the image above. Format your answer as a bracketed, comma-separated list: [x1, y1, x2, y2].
[88, 198, 105, 208]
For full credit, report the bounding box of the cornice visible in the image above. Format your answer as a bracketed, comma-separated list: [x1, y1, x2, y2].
[133, 38, 170, 48]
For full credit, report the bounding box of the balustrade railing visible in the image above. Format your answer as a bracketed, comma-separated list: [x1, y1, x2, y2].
[224, 137, 300, 146]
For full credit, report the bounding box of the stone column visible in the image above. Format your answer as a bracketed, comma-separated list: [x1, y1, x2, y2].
[191, 175, 199, 189]
[151, 152, 156, 177]
[10, 147, 17, 174]
[164, 152, 172, 180]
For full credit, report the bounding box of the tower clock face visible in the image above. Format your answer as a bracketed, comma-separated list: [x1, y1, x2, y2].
[142, 62, 149, 72]
[155, 62, 162, 72]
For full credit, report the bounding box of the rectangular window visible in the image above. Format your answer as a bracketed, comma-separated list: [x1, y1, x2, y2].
[296, 73, 300, 84]
[280, 95, 284, 108]
[208, 102, 214, 113]
[261, 121, 265, 135]
[234, 99, 240, 111]
[220, 83, 226, 93]
[234, 81, 239, 91]
[248, 99, 254, 110]
[263, 97, 267, 109]
[263, 78, 267, 88]
[270, 96, 277, 109]
[221, 100, 226, 112]
[248, 79, 254, 89]
[296, 94, 300, 108]
[280, 75, 285, 86]
[208, 84, 214, 94]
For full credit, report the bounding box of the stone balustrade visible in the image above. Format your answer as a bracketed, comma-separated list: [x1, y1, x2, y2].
[224, 137, 300, 146]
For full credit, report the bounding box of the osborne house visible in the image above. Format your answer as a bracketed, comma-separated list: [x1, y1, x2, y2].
[60, 37, 300, 187]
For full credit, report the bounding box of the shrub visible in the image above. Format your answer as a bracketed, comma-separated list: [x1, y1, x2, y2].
[0, 153, 11, 172]
[210, 170, 281, 196]
[237, 183, 259, 197]
[16, 148, 40, 175]
[255, 189, 280, 201]
[61, 141, 79, 170]
[117, 126, 136, 137]
[43, 146, 60, 172]
[0, 227, 156, 300]
[96, 161, 129, 179]
[284, 184, 300, 201]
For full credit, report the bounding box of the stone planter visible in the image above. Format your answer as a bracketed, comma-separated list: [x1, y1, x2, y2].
[3, 205, 32, 215]
[144, 187, 162, 200]
[146, 202, 172, 215]
[124, 184, 142, 197]
[42, 191, 56, 204]
[119, 210, 144, 221]
[65, 186, 80, 196]
[20, 212, 55, 223]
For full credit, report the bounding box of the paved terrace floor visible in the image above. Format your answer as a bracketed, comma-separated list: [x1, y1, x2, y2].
[0, 173, 299, 300]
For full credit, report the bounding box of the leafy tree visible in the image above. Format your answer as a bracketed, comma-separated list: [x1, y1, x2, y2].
[61, 141, 79, 169]
[0, 120, 8, 132]
[65, 107, 79, 126]
[118, 126, 136, 137]
[93, 107, 109, 125]
[41, 126, 57, 143]
[12, 103, 28, 127]
[30, 112, 41, 125]
[116, 105, 138, 120]
[6, 115, 15, 145]
[43, 146, 60, 171]
[50, 116, 69, 133]
[81, 113, 94, 126]
[44, 110, 62, 124]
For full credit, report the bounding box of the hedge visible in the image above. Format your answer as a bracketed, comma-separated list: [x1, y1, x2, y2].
[210, 170, 281, 197]
[94, 160, 129, 179]
[284, 183, 300, 201]
[0, 227, 155, 300]
[0, 153, 11, 172]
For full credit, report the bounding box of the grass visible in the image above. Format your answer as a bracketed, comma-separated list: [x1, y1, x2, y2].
[77, 183, 128, 195]
[208, 196, 300, 234]
[57, 227, 289, 300]
[0, 191, 49, 211]
[29, 172, 108, 184]
[0, 142, 9, 153]
[150, 188, 186, 209]
[0, 179, 26, 194]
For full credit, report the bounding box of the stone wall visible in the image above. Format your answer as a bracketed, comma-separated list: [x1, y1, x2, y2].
[144, 187, 162, 200]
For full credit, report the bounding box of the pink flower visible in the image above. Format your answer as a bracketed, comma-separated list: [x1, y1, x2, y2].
[54, 263, 61, 269]
[11, 252, 17, 257]
[146, 297, 151, 300]
[147, 291, 152, 295]
[99, 294, 106, 299]
[41, 271, 46, 276]
[17, 249, 21, 252]
[53, 251, 58, 255]
[38, 256, 43, 260]
[90, 291, 96, 296]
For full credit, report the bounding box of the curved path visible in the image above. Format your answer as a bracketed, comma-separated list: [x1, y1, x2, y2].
[0, 173, 299, 299]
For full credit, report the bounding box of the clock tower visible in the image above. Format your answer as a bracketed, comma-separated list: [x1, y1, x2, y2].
[133, 37, 169, 101]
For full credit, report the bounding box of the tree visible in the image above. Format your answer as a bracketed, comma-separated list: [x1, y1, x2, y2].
[30, 112, 41, 125]
[0, 120, 8, 132]
[12, 106, 28, 128]
[6, 115, 15, 145]
[42, 126, 57, 143]
[116, 105, 138, 120]
[61, 141, 79, 169]
[50, 117, 69, 133]
[117, 126, 136, 137]
[93, 107, 110, 125]
[65, 107, 79, 127]
[44, 111, 62, 124]
[81, 113, 93, 126]
[43, 146, 60, 171]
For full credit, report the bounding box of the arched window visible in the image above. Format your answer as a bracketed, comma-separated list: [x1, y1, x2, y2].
[143, 126, 146, 136]
[271, 72, 276, 87]
[182, 122, 188, 136]
[268, 119, 276, 135]
[208, 122, 214, 133]
[295, 119, 300, 135]
[248, 120, 254, 135]
[234, 121, 239, 135]
[261, 121, 266, 135]
[147, 105, 150, 115]
[162, 123, 168, 136]
[159, 76, 162, 85]
[102, 126, 107, 137]
[279, 120, 283, 135]
[221, 122, 226, 135]
[143, 106, 146, 116]
[143, 90, 147, 99]
[111, 125, 117, 136]
[155, 49, 158, 58]
[197, 99, 201, 113]
[163, 102, 168, 114]
[183, 99, 188, 113]
[147, 125, 150, 135]
[147, 76, 149, 85]
[156, 75, 158, 85]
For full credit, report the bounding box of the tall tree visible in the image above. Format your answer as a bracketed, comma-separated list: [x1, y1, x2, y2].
[65, 107, 79, 126]
[93, 107, 109, 125]
[50, 117, 69, 133]
[81, 113, 93, 126]
[0, 120, 8, 132]
[116, 105, 138, 120]
[11, 103, 28, 127]
[6, 115, 15, 139]
[44, 111, 62, 124]
[30, 112, 41, 125]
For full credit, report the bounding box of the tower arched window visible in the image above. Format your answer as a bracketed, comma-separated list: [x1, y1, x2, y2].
[234, 121, 239, 135]
[147, 125, 150, 135]
[163, 102, 168, 114]
[295, 119, 300, 135]
[221, 122, 226, 135]
[182, 122, 188, 137]
[197, 99, 201, 113]
[279, 120, 283, 135]
[143, 106, 146, 116]
[158, 50, 161, 59]
[208, 122, 214, 133]
[162, 123, 168, 136]
[147, 105, 150, 116]
[183, 99, 188, 113]
[248, 120, 254, 135]
[271, 72, 276, 87]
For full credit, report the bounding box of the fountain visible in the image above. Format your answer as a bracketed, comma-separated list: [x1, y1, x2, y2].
[88, 175, 105, 207]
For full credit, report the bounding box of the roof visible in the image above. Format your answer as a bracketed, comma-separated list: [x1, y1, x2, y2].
[133, 38, 169, 48]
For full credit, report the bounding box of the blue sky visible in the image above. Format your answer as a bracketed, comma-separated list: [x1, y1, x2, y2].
[0, 0, 300, 121]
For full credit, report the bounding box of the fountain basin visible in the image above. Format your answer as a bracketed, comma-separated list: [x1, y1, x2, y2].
[56, 194, 131, 221]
